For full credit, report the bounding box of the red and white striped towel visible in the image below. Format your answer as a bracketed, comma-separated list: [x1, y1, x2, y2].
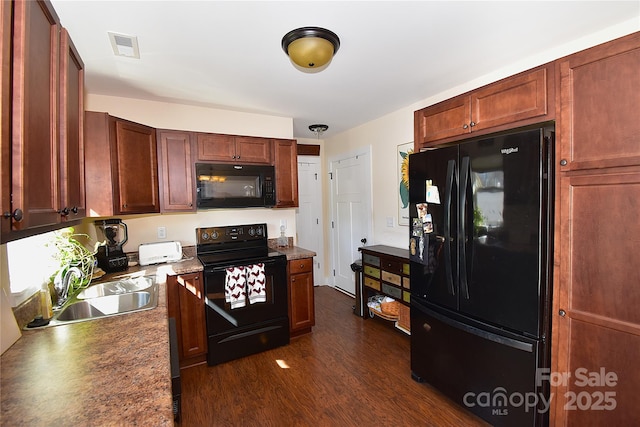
[247, 263, 266, 304]
[225, 266, 246, 309]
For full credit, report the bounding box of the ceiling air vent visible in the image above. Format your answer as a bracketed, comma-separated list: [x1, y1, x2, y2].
[108, 32, 140, 58]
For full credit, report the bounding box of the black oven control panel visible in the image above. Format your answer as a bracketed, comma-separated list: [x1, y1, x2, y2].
[196, 224, 266, 245]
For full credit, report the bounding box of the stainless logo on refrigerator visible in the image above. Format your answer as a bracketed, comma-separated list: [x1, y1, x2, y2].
[501, 147, 519, 155]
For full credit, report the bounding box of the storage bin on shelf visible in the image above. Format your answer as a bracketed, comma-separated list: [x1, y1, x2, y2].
[367, 295, 410, 334]
[367, 295, 400, 321]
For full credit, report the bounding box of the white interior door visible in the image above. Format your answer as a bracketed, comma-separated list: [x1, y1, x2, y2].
[329, 149, 372, 295]
[296, 156, 324, 285]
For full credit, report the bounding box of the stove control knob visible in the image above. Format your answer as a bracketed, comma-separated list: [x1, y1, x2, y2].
[211, 231, 219, 240]
[201, 232, 210, 241]
[256, 227, 263, 236]
[248, 228, 255, 236]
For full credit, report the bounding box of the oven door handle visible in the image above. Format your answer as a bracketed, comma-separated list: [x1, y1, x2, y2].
[205, 257, 283, 273]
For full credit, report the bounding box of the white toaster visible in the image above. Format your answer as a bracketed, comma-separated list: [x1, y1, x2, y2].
[138, 241, 183, 266]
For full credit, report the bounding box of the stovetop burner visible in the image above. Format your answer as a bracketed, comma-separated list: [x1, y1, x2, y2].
[196, 223, 284, 267]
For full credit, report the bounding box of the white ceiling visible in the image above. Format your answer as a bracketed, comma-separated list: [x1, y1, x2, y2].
[50, 1, 640, 139]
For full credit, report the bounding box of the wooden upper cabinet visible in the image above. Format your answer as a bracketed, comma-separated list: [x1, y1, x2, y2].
[9, 0, 61, 231]
[197, 133, 271, 164]
[58, 27, 85, 221]
[234, 136, 272, 164]
[273, 138, 298, 208]
[112, 119, 159, 214]
[157, 129, 196, 212]
[85, 112, 159, 216]
[415, 64, 554, 149]
[558, 32, 640, 171]
[1, 0, 13, 238]
[2, 1, 87, 242]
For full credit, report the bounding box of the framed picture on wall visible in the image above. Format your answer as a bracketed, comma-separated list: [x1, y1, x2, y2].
[398, 142, 413, 226]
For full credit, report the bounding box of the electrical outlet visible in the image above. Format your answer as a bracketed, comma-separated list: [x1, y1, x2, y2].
[157, 226, 166, 239]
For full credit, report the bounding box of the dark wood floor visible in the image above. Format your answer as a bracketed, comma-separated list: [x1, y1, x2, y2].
[179, 286, 488, 426]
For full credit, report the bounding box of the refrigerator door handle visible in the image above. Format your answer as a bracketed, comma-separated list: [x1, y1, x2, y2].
[444, 159, 456, 296]
[459, 156, 470, 299]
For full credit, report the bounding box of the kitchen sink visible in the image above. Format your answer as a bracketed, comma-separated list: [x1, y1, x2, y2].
[76, 276, 153, 299]
[49, 276, 158, 326]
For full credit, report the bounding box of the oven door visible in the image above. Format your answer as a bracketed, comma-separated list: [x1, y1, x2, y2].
[204, 255, 288, 334]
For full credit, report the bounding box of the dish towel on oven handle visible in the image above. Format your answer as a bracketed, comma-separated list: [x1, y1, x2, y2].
[247, 263, 266, 304]
[225, 266, 246, 309]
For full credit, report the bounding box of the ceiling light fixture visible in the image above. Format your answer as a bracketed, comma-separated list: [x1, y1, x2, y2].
[309, 124, 329, 138]
[282, 27, 340, 72]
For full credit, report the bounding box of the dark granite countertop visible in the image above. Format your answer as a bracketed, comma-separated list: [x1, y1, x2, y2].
[275, 245, 316, 260]
[0, 257, 202, 426]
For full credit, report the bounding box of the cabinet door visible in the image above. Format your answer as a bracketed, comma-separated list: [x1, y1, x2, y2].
[471, 66, 549, 133]
[552, 171, 640, 425]
[10, 0, 61, 230]
[234, 136, 271, 164]
[113, 118, 160, 214]
[273, 139, 299, 207]
[197, 133, 235, 161]
[58, 28, 85, 221]
[551, 33, 640, 426]
[414, 95, 471, 146]
[289, 258, 315, 334]
[1, 0, 12, 238]
[558, 33, 640, 172]
[157, 130, 195, 212]
[167, 273, 208, 362]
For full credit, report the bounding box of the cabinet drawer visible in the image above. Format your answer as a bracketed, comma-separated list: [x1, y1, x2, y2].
[403, 277, 410, 289]
[403, 291, 411, 304]
[381, 283, 402, 299]
[380, 258, 403, 274]
[289, 258, 312, 274]
[381, 270, 401, 286]
[364, 265, 380, 279]
[364, 276, 381, 291]
[363, 253, 380, 267]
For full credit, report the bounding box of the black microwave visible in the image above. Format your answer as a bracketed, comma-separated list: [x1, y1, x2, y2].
[195, 163, 275, 208]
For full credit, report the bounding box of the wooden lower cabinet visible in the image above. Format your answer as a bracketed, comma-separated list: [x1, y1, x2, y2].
[167, 272, 208, 368]
[288, 258, 315, 336]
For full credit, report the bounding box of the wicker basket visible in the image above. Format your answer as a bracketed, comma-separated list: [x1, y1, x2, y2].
[369, 306, 399, 321]
[380, 300, 400, 317]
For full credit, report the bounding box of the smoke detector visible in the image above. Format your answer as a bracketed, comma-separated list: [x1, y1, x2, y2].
[108, 32, 140, 59]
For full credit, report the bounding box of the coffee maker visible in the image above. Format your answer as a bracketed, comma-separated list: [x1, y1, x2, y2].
[94, 219, 129, 272]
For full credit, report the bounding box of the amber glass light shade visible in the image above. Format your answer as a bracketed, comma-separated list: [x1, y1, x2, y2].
[282, 27, 340, 71]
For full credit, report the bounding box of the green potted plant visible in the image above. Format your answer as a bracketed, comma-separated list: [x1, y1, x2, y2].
[47, 227, 96, 306]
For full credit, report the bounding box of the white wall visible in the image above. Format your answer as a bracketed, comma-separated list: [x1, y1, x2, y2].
[86, 94, 294, 139]
[321, 22, 639, 261]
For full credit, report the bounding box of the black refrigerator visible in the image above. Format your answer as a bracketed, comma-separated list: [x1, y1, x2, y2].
[408, 125, 554, 427]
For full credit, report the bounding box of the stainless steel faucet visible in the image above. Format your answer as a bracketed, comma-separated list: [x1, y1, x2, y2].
[53, 266, 83, 308]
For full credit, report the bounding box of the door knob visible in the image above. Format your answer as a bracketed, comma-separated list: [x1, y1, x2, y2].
[361, 238, 367, 245]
